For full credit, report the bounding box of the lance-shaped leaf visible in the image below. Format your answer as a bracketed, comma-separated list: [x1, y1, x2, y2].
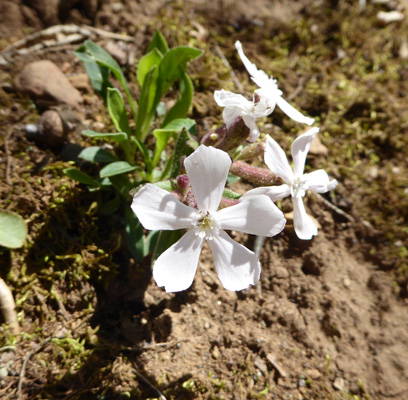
[82, 130, 127, 143]
[125, 207, 146, 262]
[154, 46, 203, 104]
[100, 161, 138, 178]
[64, 168, 100, 187]
[169, 128, 198, 179]
[162, 72, 194, 126]
[78, 146, 118, 163]
[107, 87, 131, 135]
[135, 64, 157, 141]
[74, 51, 112, 101]
[152, 118, 196, 167]
[79, 41, 137, 120]
[137, 48, 162, 87]
[147, 31, 169, 55]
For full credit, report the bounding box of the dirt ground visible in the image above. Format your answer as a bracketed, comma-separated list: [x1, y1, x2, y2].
[0, 0, 408, 399]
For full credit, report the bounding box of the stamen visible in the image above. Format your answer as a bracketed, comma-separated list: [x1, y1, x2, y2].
[291, 177, 307, 198]
[191, 211, 220, 240]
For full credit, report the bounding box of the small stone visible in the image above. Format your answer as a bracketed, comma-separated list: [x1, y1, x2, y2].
[254, 356, 268, 376]
[212, 345, 220, 359]
[0, 366, 8, 378]
[309, 133, 328, 156]
[343, 277, 351, 288]
[306, 368, 321, 380]
[377, 11, 404, 24]
[274, 266, 289, 279]
[68, 74, 92, 91]
[399, 39, 408, 59]
[14, 60, 83, 110]
[333, 377, 346, 391]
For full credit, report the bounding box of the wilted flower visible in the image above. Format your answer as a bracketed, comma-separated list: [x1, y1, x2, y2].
[214, 89, 273, 142]
[131, 145, 286, 292]
[235, 41, 315, 126]
[241, 128, 338, 240]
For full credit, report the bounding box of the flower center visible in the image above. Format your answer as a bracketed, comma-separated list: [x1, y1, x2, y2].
[191, 211, 220, 240]
[291, 177, 308, 198]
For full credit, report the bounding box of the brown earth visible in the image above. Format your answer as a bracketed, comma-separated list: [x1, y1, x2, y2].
[0, 1, 407, 399]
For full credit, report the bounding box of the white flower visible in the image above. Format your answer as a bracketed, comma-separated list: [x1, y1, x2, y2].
[235, 41, 315, 126]
[131, 145, 286, 292]
[241, 128, 338, 240]
[214, 89, 273, 142]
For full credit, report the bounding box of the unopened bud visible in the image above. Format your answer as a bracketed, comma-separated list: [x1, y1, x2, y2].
[230, 161, 281, 186]
[176, 174, 190, 191]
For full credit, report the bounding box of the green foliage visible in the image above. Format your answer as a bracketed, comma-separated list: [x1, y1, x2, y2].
[0, 211, 28, 249]
[66, 32, 203, 262]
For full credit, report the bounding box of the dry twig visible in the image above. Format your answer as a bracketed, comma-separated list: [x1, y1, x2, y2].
[17, 338, 52, 400]
[133, 369, 167, 400]
[214, 45, 244, 93]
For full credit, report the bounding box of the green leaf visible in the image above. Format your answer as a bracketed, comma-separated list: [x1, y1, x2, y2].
[63, 168, 100, 187]
[82, 130, 127, 143]
[97, 195, 121, 215]
[83, 40, 123, 80]
[169, 128, 198, 179]
[78, 146, 118, 163]
[135, 65, 157, 141]
[125, 208, 146, 262]
[130, 137, 153, 174]
[162, 72, 194, 126]
[137, 48, 162, 87]
[74, 50, 112, 101]
[152, 118, 196, 167]
[147, 31, 169, 55]
[109, 174, 133, 199]
[222, 188, 241, 200]
[81, 40, 137, 121]
[107, 88, 131, 135]
[0, 211, 27, 249]
[155, 46, 203, 102]
[100, 161, 138, 178]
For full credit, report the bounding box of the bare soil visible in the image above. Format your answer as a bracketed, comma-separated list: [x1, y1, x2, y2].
[0, 1, 407, 399]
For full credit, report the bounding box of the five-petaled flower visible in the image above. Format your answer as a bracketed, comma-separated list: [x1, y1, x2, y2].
[214, 89, 273, 142]
[235, 41, 315, 126]
[241, 128, 338, 240]
[131, 145, 286, 292]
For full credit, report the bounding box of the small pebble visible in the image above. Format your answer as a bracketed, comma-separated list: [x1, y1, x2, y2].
[333, 376, 346, 391]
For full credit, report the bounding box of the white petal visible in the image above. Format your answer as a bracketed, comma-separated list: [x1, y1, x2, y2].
[253, 96, 274, 117]
[208, 230, 261, 291]
[255, 88, 278, 110]
[217, 196, 285, 237]
[276, 96, 315, 126]
[304, 169, 338, 193]
[184, 145, 231, 213]
[235, 41, 271, 88]
[153, 230, 204, 292]
[214, 89, 251, 109]
[241, 113, 260, 142]
[292, 196, 318, 240]
[132, 184, 194, 230]
[264, 135, 294, 184]
[291, 127, 319, 178]
[327, 179, 338, 191]
[222, 106, 242, 127]
[241, 184, 291, 202]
